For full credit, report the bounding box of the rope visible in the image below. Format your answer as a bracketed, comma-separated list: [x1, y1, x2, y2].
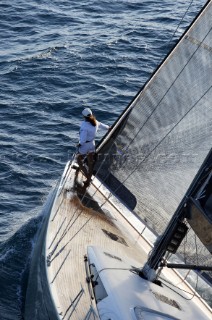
[54, 29, 212, 276]
[50, 76, 211, 261]
[47, 10, 212, 278]
[166, 0, 195, 49]
[48, 133, 120, 261]
[51, 149, 77, 222]
[113, 86, 211, 192]
[158, 230, 203, 302]
[90, 23, 212, 214]
[108, 24, 212, 172]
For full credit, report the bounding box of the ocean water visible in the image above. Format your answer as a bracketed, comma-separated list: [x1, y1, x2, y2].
[0, 0, 207, 319]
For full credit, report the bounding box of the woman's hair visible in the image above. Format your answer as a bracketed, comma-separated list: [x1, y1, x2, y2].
[85, 114, 97, 126]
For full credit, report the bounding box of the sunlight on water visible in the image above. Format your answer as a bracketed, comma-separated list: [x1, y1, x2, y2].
[0, 0, 208, 318]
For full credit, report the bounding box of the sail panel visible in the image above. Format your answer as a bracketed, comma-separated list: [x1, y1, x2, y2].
[95, 1, 212, 286]
[96, 2, 212, 234]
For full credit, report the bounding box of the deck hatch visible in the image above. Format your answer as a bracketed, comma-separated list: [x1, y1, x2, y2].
[104, 252, 122, 262]
[102, 229, 128, 246]
[151, 290, 181, 310]
[134, 306, 180, 319]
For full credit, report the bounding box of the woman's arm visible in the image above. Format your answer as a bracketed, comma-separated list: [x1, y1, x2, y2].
[98, 122, 110, 130]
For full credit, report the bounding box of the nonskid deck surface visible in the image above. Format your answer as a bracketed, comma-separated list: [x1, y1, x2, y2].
[46, 165, 147, 320]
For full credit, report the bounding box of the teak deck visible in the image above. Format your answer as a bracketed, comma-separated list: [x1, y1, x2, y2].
[45, 163, 212, 320]
[46, 165, 148, 319]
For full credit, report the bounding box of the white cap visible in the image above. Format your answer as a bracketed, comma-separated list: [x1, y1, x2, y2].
[82, 108, 92, 117]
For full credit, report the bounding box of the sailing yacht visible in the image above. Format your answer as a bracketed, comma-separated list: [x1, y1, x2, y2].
[25, 1, 212, 319]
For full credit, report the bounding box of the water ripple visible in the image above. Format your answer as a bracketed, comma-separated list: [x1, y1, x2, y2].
[0, 0, 206, 318]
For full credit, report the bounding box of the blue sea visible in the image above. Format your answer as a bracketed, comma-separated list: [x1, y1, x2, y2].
[0, 0, 207, 318]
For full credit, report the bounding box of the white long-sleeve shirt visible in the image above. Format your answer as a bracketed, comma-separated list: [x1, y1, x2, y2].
[78, 120, 109, 155]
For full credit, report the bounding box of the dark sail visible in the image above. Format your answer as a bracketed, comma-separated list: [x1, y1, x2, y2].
[95, 1, 212, 283]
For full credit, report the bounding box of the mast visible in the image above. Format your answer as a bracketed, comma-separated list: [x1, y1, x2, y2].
[141, 149, 212, 280]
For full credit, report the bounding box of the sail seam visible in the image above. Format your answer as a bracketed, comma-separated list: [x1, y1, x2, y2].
[185, 35, 212, 52]
[113, 85, 212, 189]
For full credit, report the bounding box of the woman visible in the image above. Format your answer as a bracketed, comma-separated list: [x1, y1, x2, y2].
[77, 107, 110, 187]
